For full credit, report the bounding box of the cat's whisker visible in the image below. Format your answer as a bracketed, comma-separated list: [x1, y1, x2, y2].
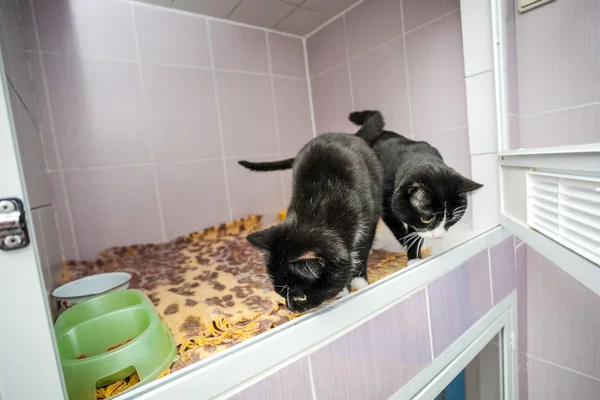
[409, 240, 421, 252]
[401, 231, 419, 239]
[274, 284, 290, 297]
[406, 235, 422, 251]
[401, 232, 419, 244]
[403, 237, 418, 248]
[285, 287, 291, 308]
[416, 237, 423, 258]
[404, 235, 419, 250]
[410, 234, 424, 247]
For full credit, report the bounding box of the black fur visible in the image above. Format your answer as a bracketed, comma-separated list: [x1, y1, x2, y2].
[246, 120, 383, 312]
[350, 110, 483, 260]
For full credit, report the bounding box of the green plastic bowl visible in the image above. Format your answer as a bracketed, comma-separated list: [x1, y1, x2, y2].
[55, 290, 177, 400]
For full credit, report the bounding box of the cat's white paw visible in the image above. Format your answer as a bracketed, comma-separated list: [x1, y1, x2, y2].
[335, 288, 350, 298]
[369, 249, 373, 255]
[351, 277, 369, 290]
[407, 259, 423, 267]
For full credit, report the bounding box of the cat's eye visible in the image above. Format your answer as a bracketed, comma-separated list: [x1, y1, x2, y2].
[293, 295, 307, 302]
[421, 216, 434, 224]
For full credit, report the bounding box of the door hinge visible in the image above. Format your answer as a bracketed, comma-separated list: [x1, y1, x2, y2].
[509, 332, 516, 351]
[0, 198, 30, 251]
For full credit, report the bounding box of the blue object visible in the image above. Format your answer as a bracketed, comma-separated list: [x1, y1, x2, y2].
[435, 370, 466, 400]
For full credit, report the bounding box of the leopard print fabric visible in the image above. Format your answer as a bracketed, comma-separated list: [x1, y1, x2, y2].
[62, 215, 423, 372]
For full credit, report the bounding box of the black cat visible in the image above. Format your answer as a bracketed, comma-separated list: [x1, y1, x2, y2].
[240, 110, 483, 262]
[348, 110, 483, 262]
[244, 114, 384, 312]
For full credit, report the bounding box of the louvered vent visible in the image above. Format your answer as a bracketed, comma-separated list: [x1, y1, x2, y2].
[527, 171, 600, 265]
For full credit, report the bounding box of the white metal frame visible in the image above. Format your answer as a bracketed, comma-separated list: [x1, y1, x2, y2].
[501, 146, 600, 173]
[502, 215, 600, 295]
[0, 52, 65, 398]
[493, 0, 600, 293]
[499, 147, 600, 295]
[392, 292, 518, 400]
[491, 0, 509, 153]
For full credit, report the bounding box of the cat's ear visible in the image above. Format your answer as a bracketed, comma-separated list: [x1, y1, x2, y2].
[247, 227, 276, 250]
[454, 175, 484, 194]
[407, 182, 427, 195]
[289, 252, 325, 281]
[290, 251, 325, 265]
[406, 183, 431, 210]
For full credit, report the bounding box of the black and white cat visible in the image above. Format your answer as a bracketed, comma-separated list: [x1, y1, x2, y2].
[348, 110, 483, 261]
[244, 114, 384, 312]
[241, 110, 483, 263]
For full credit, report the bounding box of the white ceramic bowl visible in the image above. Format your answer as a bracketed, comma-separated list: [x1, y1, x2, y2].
[52, 272, 132, 314]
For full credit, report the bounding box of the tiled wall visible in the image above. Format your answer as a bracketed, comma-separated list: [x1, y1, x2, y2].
[515, 239, 527, 365]
[21, 0, 314, 261]
[459, 0, 500, 232]
[229, 237, 517, 399]
[505, 0, 520, 150]
[306, 0, 471, 182]
[0, 0, 62, 300]
[514, 0, 600, 149]
[519, 246, 600, 400]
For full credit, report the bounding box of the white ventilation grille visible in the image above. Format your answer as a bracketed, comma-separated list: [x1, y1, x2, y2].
[527, 171, 600, 265]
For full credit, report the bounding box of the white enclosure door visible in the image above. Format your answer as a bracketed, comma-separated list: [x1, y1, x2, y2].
[0, 58, 65, 398]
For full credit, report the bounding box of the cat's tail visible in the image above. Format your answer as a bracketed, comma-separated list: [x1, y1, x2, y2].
[349, 110, 379, 126]
[238, 158, 295, 171]
[349, 110, 385, 144]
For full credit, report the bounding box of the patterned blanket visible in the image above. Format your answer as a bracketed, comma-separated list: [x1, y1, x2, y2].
[62, 215, 419, 398]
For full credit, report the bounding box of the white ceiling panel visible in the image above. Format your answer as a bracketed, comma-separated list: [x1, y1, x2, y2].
[171, 0, 241, 18]
[302, 0, 359, 15]
[275, 7, 330, 36]
[131, 0, 363, 37]
[229, 0, 296, 29]
[136, 0, 174, 6]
